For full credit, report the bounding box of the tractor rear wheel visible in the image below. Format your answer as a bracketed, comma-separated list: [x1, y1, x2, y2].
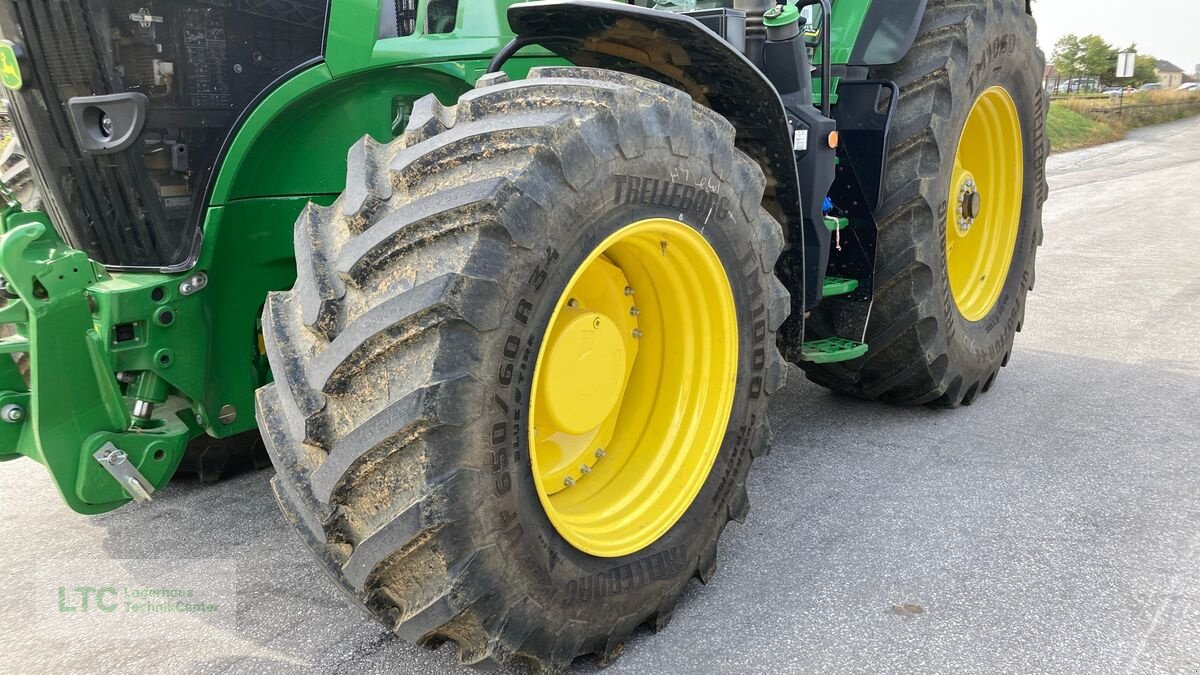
[256, 67, 788, 672]
[802, 0, 1048, 405]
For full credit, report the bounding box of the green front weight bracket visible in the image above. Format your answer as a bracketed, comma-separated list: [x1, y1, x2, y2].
[0, 211, 189, 513]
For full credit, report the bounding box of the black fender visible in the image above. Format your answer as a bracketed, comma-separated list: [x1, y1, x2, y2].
[846, 0, 928, 66]
[505, 0, 808, 305]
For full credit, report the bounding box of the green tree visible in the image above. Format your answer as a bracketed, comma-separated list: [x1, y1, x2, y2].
[1078, 34, 1115, 87]
[1052, 34, 1112, 92]
[1052, 34, 1083, 81]
[1133, 54, 1157, 87]
[1055, 35, 1159, 91]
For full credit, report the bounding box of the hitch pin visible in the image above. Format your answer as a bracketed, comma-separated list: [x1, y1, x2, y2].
[93, 443, 155, 502]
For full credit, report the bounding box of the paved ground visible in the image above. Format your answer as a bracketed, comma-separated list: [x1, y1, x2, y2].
[2, 116, 1198, 675]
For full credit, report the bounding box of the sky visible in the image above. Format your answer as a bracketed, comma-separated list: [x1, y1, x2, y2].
[1033, 0, 1200, 73]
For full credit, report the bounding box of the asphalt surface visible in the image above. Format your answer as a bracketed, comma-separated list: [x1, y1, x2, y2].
[2, 116, 1199, 675]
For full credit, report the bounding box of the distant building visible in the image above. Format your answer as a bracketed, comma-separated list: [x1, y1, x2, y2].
[1155, 60, 1185, 89]
[1043, 64, 1060, 91]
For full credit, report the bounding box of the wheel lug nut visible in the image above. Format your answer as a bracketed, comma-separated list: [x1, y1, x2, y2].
[567, 298, 579, 308]
[624, 286, 634, 296]
[563, 476, 575, 487]
[632, 329, 643, 338]
[629, 307, 640, 316]
[594, 448, 606, 458]
[579, 465, 591, 474]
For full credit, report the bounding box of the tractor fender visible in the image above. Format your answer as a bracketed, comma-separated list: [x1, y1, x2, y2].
[506, 1, 805, 261]
[846, 0, 928, 67]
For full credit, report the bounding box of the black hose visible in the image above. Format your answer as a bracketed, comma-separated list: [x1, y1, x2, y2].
[819, 0, 832, 117]
[486, 35, 579, 75]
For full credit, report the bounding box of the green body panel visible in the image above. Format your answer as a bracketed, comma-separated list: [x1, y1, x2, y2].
[326, 0, 542, 77]
[0, 0, 886, 513]
[811, 0, 875, 106]
[828, 0, 873, 65]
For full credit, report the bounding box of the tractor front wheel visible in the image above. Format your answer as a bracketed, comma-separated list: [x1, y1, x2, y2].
[256, 67, 788, 672]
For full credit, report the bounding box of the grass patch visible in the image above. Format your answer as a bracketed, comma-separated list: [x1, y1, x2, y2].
[1048, 92, 1200, 153]
[1047, 104, 1121, 151]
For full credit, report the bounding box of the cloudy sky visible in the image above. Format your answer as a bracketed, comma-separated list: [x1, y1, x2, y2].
[1033, 0, 1199, 72]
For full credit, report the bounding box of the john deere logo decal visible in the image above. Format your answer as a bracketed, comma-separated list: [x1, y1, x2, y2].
[0, 42, 22, 90]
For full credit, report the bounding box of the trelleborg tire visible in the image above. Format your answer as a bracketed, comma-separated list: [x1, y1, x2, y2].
[802, 0, 1049, 406]
[256, 67, 789, 672]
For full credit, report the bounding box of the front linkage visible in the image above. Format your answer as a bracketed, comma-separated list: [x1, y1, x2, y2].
[0, 203, 220, 512]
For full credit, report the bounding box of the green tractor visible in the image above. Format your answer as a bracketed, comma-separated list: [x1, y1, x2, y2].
[0, 0, 1046, 670]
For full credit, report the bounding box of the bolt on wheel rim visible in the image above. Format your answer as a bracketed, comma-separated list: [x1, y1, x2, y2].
[528, 218, 738, 557]
[946, 85, 1024, 322]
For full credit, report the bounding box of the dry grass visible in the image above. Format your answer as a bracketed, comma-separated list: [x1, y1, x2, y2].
[1048, 91, 1200, 152]
[1058, 91, 1200, 127]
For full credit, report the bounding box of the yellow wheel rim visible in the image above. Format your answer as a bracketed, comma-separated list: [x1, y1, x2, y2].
[529, 218, 738, 558]
[946, 86, 1024, 321]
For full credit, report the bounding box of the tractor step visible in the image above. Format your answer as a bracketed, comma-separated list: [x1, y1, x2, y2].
[799, 337, 868, 364]
[821, 276, 859, 297]
[823, 215, 848, 231]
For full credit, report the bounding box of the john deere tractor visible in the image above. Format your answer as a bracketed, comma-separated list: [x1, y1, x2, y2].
[0, 0, 1046, 670]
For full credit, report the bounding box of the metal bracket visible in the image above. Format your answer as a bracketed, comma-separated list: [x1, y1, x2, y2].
[92, 442, 155, 502]
[178, 271, 207, 296]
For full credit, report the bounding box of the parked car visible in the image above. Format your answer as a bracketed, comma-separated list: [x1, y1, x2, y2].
[1139, 82, 1164, 91]
[1179, 83, 1200, 92]
[1054, 78, 1101, 94]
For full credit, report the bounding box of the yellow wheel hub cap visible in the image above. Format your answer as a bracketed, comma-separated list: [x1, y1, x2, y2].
[529, 218, 738, 557]
[541, 310, 627, 435]
[946, 85, 1024, 321]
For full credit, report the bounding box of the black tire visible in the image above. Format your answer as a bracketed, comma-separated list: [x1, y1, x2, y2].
[802, 0, 1048, 406]
[256, 67, 788, 672]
